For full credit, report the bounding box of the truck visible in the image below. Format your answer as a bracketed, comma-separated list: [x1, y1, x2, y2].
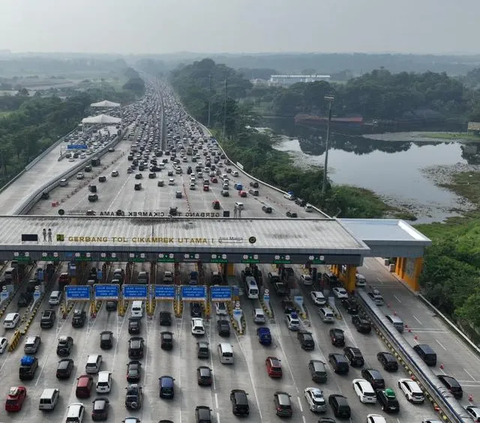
[268, 272, 288, 296]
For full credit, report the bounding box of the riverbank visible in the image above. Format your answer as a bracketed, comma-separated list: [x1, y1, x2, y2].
[363, 131, 480, 143]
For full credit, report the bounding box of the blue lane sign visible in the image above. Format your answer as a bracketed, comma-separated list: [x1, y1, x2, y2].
[211, 286, 232, 301]
[95, 284, 119, 300]
[181, 285, 206, 301]
[0, 290, 9, 302]
[37, 269, 44, 282]
[155, 285, 175, 299]
[123, 284, 148, 300]
[33, 290, 41, 300]
[67, 144, 88, 150]
[65, 285, 90, 301]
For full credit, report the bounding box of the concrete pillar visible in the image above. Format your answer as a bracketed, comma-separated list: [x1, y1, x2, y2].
[227, 263, 235, 276]
[343, 265, 357, 293]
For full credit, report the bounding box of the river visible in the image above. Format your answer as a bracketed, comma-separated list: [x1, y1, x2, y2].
[265, 118, 480, 223]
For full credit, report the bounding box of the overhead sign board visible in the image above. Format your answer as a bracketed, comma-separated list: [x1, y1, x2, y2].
[13, 251, 31, 262]
[67, 144, 88, 150]
[211, 286, 232, 301]
[157, 253, 175, 263]
[181, 285, 206, 301]
[122, 284, 148, 299]
[309, 255, 325, 264]
[154, 285, 175, 299]
[65, 285, 90, 301]
[73, 252, 92, 262]
[273, 254, 291, 264]
[211, 253, 228, 264]
[100, 252, 119, 262]
[41, 251, 60, 261]
[94, 284, 119, 300]
[128, 252, 146, 263]
[241, 254, 259, 264]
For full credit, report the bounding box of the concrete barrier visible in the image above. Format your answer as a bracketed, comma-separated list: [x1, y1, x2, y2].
[8, 330, 22, 352]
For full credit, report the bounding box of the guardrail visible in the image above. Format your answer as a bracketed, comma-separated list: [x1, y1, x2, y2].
[356, 290, 473, 423]
[13, 131, 124, 216]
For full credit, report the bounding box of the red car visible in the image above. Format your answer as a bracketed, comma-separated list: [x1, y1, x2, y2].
[265, 356, 282, 378]
[212, 200, 220, 210]
[5, 386, 27, 412]
[203, 185, 210, 192]
[210, 177, 218, 183]
[239, 191, 247, 197]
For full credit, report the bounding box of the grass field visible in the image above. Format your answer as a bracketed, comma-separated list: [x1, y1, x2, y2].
[421, 132, 480, 141]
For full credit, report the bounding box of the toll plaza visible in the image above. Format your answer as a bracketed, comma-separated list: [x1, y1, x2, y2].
[0, 216, 431, 306]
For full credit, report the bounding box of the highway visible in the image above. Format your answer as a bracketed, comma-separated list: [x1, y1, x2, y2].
[0, 80, 469, 423]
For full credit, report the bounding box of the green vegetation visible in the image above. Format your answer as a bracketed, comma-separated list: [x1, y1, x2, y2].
[421, 132, 480, 141]
[169, 58, 412, 219]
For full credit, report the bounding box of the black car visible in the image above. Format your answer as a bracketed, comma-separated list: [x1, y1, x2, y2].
[17, 292, 33, 307]
[106, 301, 117, 311]
[341, 298, 359, 314]
[126, 360, 142, 383]
[376, 388, 400, 413]
[100, 331, 113, 350]
[230, 389, 249, 416]
[195, 406, 212, 423]
[361, 368, 386, 390]
[377, 352, 399, 372]
[125, 384, 143, 410]
[286, 211, 298, 218]
[329, 328, 345, 347]
[190, 302, 202, 317]
[297, 330, 315, 350]
[72, 310, 87, 328]
[217, 320, 231, 337]
[57, 336, 73, 357]
[161, 331, 173, 350]
[197, 366, 213, 386]
[40, 309, 56, 329]
[159, 311, 172, 326]
[437, 375, 463, 399]
[328, 394, 351, 419]
[128, 319, 141, 335]
[343, 346, 364, 367]
[56, 358, 74, 379]
[262, 205, 272, 214]
[128, 337, 145, 359]
[352, 315, 372, 333]
[92, 397, 110, 421]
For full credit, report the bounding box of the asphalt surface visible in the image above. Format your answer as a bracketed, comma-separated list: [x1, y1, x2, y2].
[0, 261, 440, 423]
[359, 257, 480, 408]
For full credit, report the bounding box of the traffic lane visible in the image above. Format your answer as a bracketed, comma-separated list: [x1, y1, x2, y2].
[360, 258, 480, 402]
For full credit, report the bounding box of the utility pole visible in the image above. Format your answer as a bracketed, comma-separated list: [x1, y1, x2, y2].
[321, 95, 335, 201]
[222, 76, 228, 139]
[207, 74, 212, 127]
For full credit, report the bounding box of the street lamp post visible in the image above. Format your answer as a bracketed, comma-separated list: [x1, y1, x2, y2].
[321, 95, 335, 201]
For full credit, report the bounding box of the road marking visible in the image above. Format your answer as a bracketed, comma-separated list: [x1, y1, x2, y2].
[297, 396, 303, 412]
[413, 315, 423, 325]
[302, 416, 307, 423]
[436, 339, 447, 350]
[364, 263, 370, 269]
[464, 368, 477, 381]
[376, 276, 382, 282]
[393, 294, 402, 303]
[215, 393, 219, 409]
[217, 412, 221, 423]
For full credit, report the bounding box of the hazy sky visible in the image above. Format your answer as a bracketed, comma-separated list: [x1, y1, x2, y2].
[1, 0, 479, 55]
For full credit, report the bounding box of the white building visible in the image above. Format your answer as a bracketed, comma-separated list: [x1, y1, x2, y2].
[269, 74, 331, 86]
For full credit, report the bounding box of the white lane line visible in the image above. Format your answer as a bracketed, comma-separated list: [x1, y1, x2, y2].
[413, 315, 423, 325]
[302, 417, 307, 423]
[464, 368, 477, 381]
[217, 412, 221, 423]
[436, 339, 447, 350]
[297, 396, 303, 412]
[364, 263, 370, 269]
[108, 174, 132, 209]
[215, 393, 219, 409]
[393, 294, 402, 303]
[377, 276, 382, 282]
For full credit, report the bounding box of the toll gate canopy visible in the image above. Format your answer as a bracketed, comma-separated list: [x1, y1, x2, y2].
[1, 216, 431, 265]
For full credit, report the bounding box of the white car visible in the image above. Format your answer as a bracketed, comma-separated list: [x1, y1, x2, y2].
[355, 273, 367, 287]
[304, 387, 326, 412]
[367, 415, 387, 423]
[191, 318, 205, 336]
[284, 313, 300, 331]
[311, 291, 326, 306]
[168, 178, 175, 185]
[368, 289, 384, 306]
[111, 170, 119, 177]
[398, 378, 424, 403]
[66, 403, 85, 423]
[215, 302, 227, 316]
[234, 201, 244, 210]
[466, 406, 480, 422]
[76, 172, 84, 180]
[0, 337, 8, 353]
[332, 287, 349, 299]
[301, 274, 313, 286]
[352, 379, 376, 404]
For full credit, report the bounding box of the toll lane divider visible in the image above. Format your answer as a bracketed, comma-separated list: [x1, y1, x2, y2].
[356, 290, 471, 423]
[8, 330, 21, 352]
[259, 296, 274, 318]
[327, 296, 342, 320]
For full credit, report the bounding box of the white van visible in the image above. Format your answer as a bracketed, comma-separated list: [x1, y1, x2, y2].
[318, 307, 335, 323]
[39, 388, 59, 410]
[305, 204, 313, 212]
[59, 178, 68, 187]
[85, 354, 102, 374]
[245, 277, 259, 299]
[3, 312, 20, 329]
[131, 301, 144, 319]
[218, 343, 234, 364]
[49, 290, 62, 306]
[96, 371, 112, 393]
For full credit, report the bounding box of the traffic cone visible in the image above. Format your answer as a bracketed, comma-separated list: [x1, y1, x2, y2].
[469, 394, 474, 402]
[440, 364, 444, 370]
[394, 311, 397, 315]
[414, 335, 418, 340]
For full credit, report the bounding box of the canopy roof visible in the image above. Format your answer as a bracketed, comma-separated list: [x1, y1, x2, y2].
[81, 114, 121, 125]
[90, 100, 121, 108]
